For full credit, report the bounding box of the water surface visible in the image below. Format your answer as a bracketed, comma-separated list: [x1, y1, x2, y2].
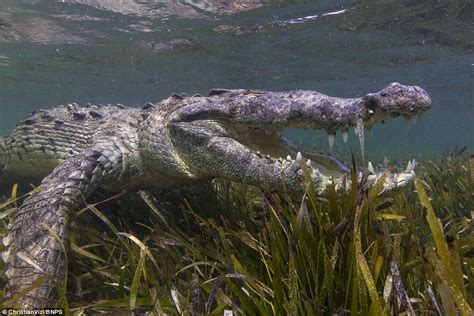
[0, 0, 472, 161]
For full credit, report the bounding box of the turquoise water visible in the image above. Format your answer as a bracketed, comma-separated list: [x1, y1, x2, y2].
[0, 0, 472, 160]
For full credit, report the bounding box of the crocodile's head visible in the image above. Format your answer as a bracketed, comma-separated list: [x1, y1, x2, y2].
[361, 82, 431, 128]
[144, 82, 431, 194]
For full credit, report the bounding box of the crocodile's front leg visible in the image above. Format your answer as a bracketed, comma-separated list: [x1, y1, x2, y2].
[3, 142, 132, 308]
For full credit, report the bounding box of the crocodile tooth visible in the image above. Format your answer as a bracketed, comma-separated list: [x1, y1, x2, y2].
[328, 133, 335, 149]
[296, 151, 302, 161]
[368, 161, 375, 174]
[286, 155, 291, 161]
[411, 159, 417, 170]
[353, 127, 358, 136]
[342, 130, 349, 143]
[306, 159, 311, 167]
[383, 156, 389, 168]
[311, 168, 320, 178]
[405, 161, 412, 173]
[358, 172, 363, 179]
[2, 234, 11, 246]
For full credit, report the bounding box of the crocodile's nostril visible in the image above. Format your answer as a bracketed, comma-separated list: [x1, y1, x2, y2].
[366, 99, 377, 112]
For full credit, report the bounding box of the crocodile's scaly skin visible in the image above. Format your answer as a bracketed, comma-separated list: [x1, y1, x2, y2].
[0, 83, 431, 308]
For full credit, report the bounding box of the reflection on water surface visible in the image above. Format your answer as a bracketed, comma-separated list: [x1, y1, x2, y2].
[0, 0, 472, 159]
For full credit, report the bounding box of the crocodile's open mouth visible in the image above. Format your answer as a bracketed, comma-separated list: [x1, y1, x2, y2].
[234, 127, 352, 174]
[232, 118, 417, 177]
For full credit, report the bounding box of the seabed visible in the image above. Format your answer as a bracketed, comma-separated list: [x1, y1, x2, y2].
[0, 151, 472, 314]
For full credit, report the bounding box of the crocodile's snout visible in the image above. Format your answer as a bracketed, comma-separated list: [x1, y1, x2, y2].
[367, 82, 432, 119]
[413, 85, 432, 109]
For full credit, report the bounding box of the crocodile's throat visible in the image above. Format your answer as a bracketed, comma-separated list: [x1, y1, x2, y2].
[232, 126, 350, 174]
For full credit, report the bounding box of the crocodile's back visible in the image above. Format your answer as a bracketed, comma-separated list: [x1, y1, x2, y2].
[1, 103, 142, 183]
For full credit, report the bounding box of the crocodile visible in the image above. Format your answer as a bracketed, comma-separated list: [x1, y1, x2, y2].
[0, 82, 431, 308]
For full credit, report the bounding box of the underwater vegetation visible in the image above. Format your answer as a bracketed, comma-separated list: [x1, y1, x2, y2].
[0, 151, 472, 315]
